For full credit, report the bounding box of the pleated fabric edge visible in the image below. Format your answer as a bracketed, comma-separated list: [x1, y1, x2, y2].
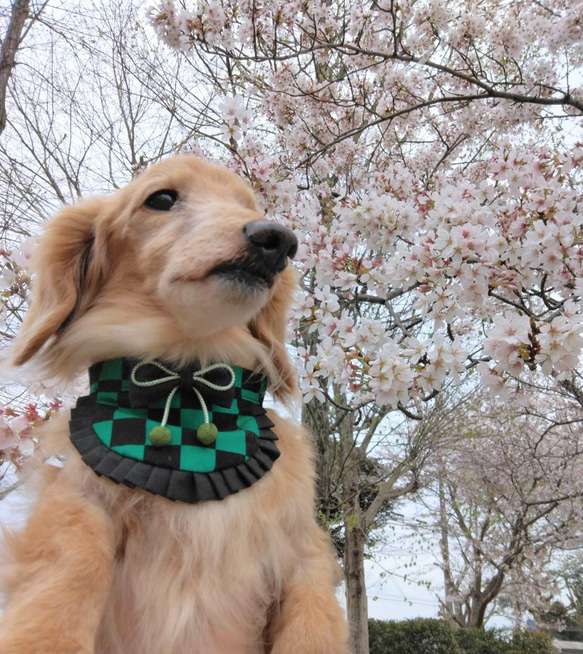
[69, 410, 280, 504]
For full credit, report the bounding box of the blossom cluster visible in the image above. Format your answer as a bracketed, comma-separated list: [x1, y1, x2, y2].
[0, 237, 35, 337]
[0, 238, 66, 469]
[0, 403, 43, 454]
[217, 95, 253, 143]
[279, 143, 583, 404]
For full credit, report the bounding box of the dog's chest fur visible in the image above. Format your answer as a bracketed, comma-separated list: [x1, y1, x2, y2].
[91, 412, 309, 654]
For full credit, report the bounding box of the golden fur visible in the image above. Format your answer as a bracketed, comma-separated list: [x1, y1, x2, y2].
[0, 155, 349, 654]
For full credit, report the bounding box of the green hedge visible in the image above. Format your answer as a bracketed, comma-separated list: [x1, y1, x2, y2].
[369, 619, 557, 654]
[454, 627, 556, 654]
[369, 619, 462, 654]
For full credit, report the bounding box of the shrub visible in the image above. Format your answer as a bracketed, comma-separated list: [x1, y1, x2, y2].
[506, 629, 557, 654]
[369, 618, 462, 654]
[369, 619, 557, 654]
[454, 627, 556, 654]
[454, 627, 508, 654]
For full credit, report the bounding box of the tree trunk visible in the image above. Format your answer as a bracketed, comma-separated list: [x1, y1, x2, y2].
[344, 521, 369, 654]
[0, 0, 31, 136]
[466, 570, 505, 628]
[438, 477, 465, 627]
[302, 397, 336, 527]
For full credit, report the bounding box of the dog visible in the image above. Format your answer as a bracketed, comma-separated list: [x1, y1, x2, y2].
[0, 155, 349, 654]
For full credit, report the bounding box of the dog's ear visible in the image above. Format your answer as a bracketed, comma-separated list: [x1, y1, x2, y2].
[250, 268, 297, 400]
[11, 198, 110, 366]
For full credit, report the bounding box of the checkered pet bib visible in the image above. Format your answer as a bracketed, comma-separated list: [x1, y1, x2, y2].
[69, 358, 280, 503]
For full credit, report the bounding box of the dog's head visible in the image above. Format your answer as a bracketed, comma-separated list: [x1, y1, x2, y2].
[11, 155, 298, 399]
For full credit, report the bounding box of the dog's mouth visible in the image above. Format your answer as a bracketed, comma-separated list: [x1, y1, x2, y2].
[207, 258, 275, 290]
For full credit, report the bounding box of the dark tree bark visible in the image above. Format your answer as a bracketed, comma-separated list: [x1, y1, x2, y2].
[344, 521, 368, 654]
[0, 0, 31, 136]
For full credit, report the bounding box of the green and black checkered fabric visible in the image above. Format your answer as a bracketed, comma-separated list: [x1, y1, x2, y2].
[69, 358, 280, 504]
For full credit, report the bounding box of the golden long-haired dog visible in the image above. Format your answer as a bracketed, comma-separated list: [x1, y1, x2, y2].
[0, 155, 349, 654]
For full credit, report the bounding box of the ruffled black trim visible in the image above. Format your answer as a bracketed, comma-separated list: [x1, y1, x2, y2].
[69, 408, 280, 504]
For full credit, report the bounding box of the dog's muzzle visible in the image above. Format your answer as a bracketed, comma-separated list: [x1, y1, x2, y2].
[243, 221, 298, 274]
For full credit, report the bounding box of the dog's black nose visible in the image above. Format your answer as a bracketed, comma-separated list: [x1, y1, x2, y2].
[243, 221, 298, 272]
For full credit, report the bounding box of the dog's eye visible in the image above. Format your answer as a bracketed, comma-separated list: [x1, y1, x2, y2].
[144, 190, 178, 211]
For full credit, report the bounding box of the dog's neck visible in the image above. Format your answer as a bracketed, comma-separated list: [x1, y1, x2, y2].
[46, 310, 275, 387]
[69, 357, 280, 504]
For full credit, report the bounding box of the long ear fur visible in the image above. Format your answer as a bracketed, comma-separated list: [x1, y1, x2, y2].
[250, 267, 297, 400]
[12, 198, 110, 366]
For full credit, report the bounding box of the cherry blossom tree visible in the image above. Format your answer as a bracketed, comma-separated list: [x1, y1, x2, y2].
[149, 1, 583, 650]
[415, 388, 583, 629]
[149, 0, 583, 409]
